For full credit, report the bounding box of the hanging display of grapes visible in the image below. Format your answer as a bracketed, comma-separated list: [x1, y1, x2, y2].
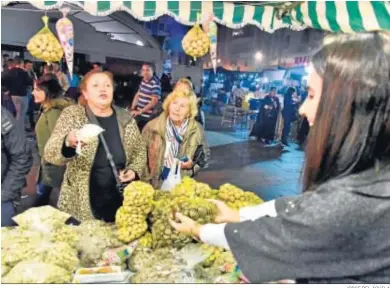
[26, 15, 64, 63]
[182, 14, 210, 60]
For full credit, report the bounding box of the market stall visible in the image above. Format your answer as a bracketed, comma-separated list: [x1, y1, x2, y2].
[1, 1, 389, 284]
[1, 178, 262, 284]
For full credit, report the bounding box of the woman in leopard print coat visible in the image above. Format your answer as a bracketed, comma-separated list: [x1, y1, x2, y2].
[44, 71, 147, 222]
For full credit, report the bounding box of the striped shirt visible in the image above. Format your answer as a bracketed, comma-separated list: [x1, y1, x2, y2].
[136, 76, 161, 118]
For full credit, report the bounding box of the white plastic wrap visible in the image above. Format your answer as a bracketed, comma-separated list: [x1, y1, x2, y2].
[12, 206, 71, 232]
[76, 124, 104, 154]
[2, 261, 72, 284]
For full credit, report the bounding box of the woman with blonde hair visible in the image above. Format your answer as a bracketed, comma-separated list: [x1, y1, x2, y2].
[143, 88, 210, 188]
[174, 78, 193, 91]
[174, 77, 205, 128]
[44, 70, 147, 222]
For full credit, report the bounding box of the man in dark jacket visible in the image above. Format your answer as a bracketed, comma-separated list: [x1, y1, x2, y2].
[1, 106, 33, 226]
[2, 56, 32, 128]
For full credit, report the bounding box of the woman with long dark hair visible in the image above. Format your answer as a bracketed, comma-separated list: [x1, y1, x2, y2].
[170, 32, 390, 283]
[33, 74, 73, 206]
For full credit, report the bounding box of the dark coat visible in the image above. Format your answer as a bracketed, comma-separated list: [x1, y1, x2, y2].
[35, 98, 73, 187]
[1, 107, 33, 202]
[250, 95, 280, 141]
[225, 159, 390, 283]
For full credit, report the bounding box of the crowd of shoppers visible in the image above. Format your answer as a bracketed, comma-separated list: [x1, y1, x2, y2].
[1, 58, 210, 225]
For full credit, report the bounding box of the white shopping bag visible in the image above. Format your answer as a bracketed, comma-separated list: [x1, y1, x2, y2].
[160, 159, 181, 192]
[76, 124, 104, 155]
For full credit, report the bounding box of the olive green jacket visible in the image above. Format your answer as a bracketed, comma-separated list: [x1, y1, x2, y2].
[142, 113, 210, 188]
[35, 98, 73, 187]
[44, 104, 147, 221]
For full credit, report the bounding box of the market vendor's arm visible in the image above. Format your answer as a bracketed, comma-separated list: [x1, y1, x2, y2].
[238, 198, 299, 221]
[223, 186, 382, 283]
[198, 198, 289, 249]
[171, 198, 287, 250]
[200, 223, 230, 250]
[44, 105, 79, 166]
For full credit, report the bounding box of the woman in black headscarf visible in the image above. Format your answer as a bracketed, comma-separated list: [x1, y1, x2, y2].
[249, 87, 280, 144]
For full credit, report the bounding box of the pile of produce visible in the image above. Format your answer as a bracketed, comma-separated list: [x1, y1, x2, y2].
[148, 178, 263, 250]
[115, 182, 155, 243]
[130, 243, 237, 284]
[131, 256, 195, 284]
[137, 232, 153, 249]
[3, 261, 71, 284]
[52, 225, 79, 248]
[151, 197, 217, 249]
[1, 207, 78, 283]
[12, 205, 71, 231]
[199, 244, 224, 268]
[129, 247, 175, 273]
[182, 24, 210, 60]
[1, 230, 42, 268]
[130, 245, 203, 284]
[149, 191, 174, 223]
[218, 183, 264, 209]
[29, 241, 79, 273]
[27, 16, 64, 63]
[74, 220, 123, 267]
[1, 178, 265, 284]
[171, 177, 218, 199]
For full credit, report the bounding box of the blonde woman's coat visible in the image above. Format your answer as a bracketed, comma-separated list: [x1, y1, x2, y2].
[142, 113, 210, 188]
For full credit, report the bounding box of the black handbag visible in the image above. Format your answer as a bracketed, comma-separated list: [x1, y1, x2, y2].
[191, 145, 207, 178]
[193, 145, 206, 168]
[85, 106, 129, 194]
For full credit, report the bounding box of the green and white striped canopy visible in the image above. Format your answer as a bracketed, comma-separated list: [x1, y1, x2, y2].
[2, 1, 390, 33]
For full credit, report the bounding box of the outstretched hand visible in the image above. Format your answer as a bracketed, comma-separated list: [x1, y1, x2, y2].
[169, 212, 202, 239]
[208, 199, 240, 224]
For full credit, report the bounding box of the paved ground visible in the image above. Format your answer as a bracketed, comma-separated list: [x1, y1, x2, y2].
[200, 113, 304, 200]
[196, 142, 304, 201]
[21, 113, 304, 208]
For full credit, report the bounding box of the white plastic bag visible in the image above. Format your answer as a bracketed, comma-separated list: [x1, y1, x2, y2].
[76, 124, 104, 154]
[160, 159, 181, 192]
[2, 261, 72, 284]
[12, 206, 71, 232]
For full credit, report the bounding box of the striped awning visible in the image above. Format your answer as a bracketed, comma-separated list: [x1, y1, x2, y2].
[288, 1, 390, 33]
[2, 1, 389, 33]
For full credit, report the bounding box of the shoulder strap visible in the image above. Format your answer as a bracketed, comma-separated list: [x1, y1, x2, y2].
[85, 106, 123, 191]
